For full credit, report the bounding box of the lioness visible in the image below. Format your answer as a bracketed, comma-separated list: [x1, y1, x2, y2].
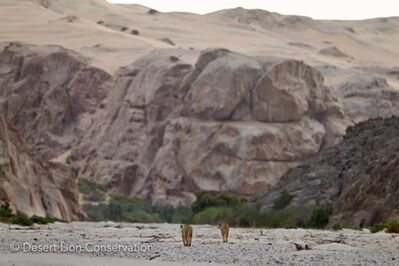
[218, 223, 229, 243]
[180, 224, 193, 246]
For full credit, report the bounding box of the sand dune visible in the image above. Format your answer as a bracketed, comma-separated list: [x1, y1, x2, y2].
[1, 0, 399, 80]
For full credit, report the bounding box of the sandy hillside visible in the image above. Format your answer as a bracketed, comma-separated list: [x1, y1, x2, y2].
[1, 0, 399, 81]
[0, 222, 398, 265]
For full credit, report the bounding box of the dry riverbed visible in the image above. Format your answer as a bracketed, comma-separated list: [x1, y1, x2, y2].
[0, 222, 398, 265]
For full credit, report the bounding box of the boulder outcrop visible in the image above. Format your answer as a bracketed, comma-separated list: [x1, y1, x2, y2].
[0, 42, 111, 160]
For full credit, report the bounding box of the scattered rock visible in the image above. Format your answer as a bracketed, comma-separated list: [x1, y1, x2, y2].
[159, 38, 175, 46]
[319, 46, 350, 58]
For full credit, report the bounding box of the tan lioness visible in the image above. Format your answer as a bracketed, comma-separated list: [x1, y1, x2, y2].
[180, 224, 193, 246]
[218, 223, 229, 242]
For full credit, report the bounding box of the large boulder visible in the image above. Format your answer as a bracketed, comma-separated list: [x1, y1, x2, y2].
[0, 115, 83, 221]
[183, 49, 263, 120]
[252, 60, 326, 122]
[0, 42, 111, 159]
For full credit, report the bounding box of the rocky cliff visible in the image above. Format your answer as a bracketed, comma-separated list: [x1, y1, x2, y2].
[254, 116, 399, 226]
[70, 48, 350, 206]
[2, 42, 399, 210]
[0, 42, 111, 160]
[0, 115, 84, 221]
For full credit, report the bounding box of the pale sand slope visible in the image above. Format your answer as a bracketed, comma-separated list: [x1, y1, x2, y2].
[1, 0, 399, 83]
[0, 222, 398, 265]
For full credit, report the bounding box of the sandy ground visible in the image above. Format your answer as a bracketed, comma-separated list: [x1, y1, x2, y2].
[0, 222, 398, 265]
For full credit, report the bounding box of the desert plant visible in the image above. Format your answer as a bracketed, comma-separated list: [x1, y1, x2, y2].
[78, 178, 107, 202]
[148, 8, 158, 14]
[308, 206, 332, 228]
[0, 202, 13, 219]
[191, 191, 247, 214]
[97, 20, 104, 25]
[386, 220, 399, 234]
[333, 223, 343, 231]
[370, 222, 387, 233]
[191, 207, 236, 225]
[131, 29, 140, 35]
[11, 212, 34, 226]
[120, 26, 128, 32]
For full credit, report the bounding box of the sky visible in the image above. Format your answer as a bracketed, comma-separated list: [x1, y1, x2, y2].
[107, 0, 398, 20]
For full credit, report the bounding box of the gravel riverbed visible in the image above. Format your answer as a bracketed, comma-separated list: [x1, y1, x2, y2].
[0, 222, 398, 265]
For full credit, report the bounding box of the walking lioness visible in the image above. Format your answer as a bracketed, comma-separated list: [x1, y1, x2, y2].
[180, 224, 193, 246]
[218, 223, 229, 242]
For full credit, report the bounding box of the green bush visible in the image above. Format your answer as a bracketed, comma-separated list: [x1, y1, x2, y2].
[191, 207, 236, 225]
[0, 202, 13, 219]
[172, 205, 192, 224]
[386, 220, 399, 233]
[273, 190, 294, 210]
[371, 220, 399, 233]
[78, 178, 107, 202]
[1, 201, 64, 226]
[83, 193, 191, 223]
[333, 223, 343, 231]
[308, 206, 332, 228]
[124, 211, 162, 223]
[30, 215, 50, 225]
[11, 212, 34, 226]
[191, 191, 247, 214]
[97, 20, 104, 25]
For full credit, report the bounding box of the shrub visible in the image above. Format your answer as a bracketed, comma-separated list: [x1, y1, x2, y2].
[120, 26, 128, 32]
[191, 191, 247, 214]
[131, 29, 140, 35]
[148, 8, 158, 14]
[11, 212, 34, 226]
[97, 20, 104, 25]
[370, 222, 387, 233]
[191, 207, 236, 225]
[124, 211, 162, 223]
[308, 206, 332, 228]
[386, 220, 399, 234]
[82, 193, 191, 223]
[172, 205, 192, 224]
[273, 190, 294, 210]
[0, 202, 13, 219]
[78, 178, 107, 202]
[371, 220, 399, 233]
[30, 215, 50, 225]
[333, 223, 342, 231]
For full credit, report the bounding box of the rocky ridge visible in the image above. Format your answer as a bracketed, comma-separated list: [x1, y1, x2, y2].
[0, 115, 83, 221]
[254, 116, 399, 226]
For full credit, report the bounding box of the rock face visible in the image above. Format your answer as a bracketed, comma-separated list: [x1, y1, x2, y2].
[254, 116, 399, 227]
[0, 115, 84, 221]
[72, 49, 337, 205]
[215, 7, 316, 30]
[0, 42, 111, 160]
[330, 74, 399, 123]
